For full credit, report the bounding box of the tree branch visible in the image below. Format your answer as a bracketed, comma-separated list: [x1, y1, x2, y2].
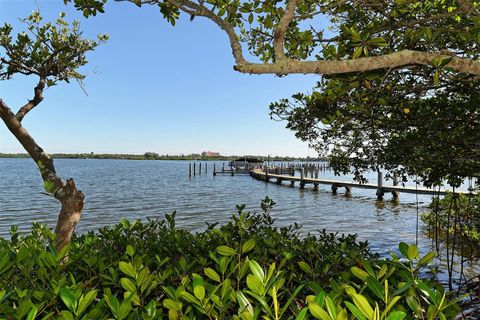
[274, 0, 297, 61]
[233, 50, 480, 76]
[16, 77, 46, 122]
[164, 0, 247, 65]
[0, 99, 65, 199]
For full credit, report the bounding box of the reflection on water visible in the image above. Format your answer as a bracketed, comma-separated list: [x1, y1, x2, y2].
[0, 158, 477, 279]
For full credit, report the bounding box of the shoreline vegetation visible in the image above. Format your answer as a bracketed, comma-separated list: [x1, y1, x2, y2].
[0, 200, 466, 319]
[0, 152, 327, 162]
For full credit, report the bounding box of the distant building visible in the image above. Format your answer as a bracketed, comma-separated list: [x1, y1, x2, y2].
[202, 151, 220, 157]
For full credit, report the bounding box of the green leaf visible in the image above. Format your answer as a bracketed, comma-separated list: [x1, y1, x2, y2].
[118, 300, 132, 320]
[308, 301, 331, 320]
[398, 242, 409, 258]
[26, 306, 37, 320]
[407, 244, 419, 261]
[59, 287, 77, 313]
[366, 276, 384, 301]
[76, 290, 97, 316]
[104, 294, 120, 315]
[120, 277, 136, 292]
[325, 296, 337, 320]
[345, 301, 366, 320]
[298, 261, 313, 274]
[242, 238, 256, 254]
[119, 261, 136, 278]
[351, 266, 369, 281]
[295, 308, 309, 320]
[246, 274, 264, 295]
[387, 311, 406, 320]
[351, 293, 374, 319]
[180, 291, 200, 305]
[193, 284, 205, 301]
[163, 299, 180, 311]
[418, 252, 436, 267]
[204, 267, 221, 282]
[352, 46, 363, 59]
[126, 245, 135, 257]
[406, 296, 422, 316]
[216, 245, 236, 256]
[248, 260, 265, 283]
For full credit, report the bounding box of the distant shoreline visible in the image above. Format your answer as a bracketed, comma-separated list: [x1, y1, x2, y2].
[0, 153, 327, 162]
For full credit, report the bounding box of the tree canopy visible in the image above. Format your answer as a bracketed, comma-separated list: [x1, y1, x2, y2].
[67, 0, 480, 186]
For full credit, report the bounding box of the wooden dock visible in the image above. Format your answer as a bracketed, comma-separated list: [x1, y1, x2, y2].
[250, 168, 475, 200]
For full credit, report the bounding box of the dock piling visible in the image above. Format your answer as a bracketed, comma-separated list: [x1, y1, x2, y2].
[392, 174, 399, 199]
[193, 162, 196, 176]
[199, 162, 202, 175]
[332, 184, 338, 195]
[189, 163, 192, 178]
[376, 170, 384, 200]
[213, 163, 216, 176]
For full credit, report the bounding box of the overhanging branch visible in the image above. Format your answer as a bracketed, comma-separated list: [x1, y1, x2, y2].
[233, 50, 480, 76]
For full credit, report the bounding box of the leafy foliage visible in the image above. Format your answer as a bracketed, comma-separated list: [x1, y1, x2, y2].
[423, 192, 480, 248]
[0, 11, 107, 84]
[0, 199, 464, 319]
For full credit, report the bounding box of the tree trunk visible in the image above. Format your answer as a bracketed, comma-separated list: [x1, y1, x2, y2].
[0, 99, 84, 251]
[55, 179, 85, 250]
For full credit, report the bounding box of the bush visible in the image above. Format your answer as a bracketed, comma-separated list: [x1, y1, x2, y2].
[423, 193, 480, 249]
[0, 198, 463, 319]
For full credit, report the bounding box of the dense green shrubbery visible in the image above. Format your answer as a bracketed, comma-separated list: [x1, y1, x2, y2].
[0, 198, 463, 319]
[423, 193, 480, 247]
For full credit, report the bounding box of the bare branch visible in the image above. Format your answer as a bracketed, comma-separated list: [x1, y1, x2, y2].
[274, 0, 297, 61]
[234, 50, 480, 76]
[16, 77, 46, 122]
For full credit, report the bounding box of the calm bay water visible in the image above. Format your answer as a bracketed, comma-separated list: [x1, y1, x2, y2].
[1, 158, 434, 252]
[1, 158, 478, 284]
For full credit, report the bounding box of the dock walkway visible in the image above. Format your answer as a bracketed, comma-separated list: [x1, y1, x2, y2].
[250, 168, 474, 200]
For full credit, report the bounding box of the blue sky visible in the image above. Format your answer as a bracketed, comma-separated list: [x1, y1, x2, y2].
[0, 0, 319, 157]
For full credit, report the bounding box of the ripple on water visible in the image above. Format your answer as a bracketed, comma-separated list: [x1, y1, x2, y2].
[1, 158, 477, 279]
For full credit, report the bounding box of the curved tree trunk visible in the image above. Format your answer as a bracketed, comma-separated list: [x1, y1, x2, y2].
[0, 99, 84, 251]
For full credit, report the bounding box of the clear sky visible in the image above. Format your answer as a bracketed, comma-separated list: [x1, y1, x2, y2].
[0, 0, 320, 157]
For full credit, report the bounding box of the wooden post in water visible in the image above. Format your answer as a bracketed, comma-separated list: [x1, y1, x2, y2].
[213, 163, 216, 176]
[313, 168, 319, 190]
[193, 162, 196, 176]
[300, 168, 305, 189]
[345, 186, 352, 196]
[331, 183, 338, 195]
[222, 162, 225, 172]
[392, 173, 399, 199]
[205, 162, 208, 174]
[189, 163, 192, 178]
[231, 166, 234, 176]
[376, 170, 384, 200]
[199, 162, 202, 175]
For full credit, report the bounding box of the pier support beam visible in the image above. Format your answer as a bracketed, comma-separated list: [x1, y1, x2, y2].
[189, 163, 192, 178]
[193, 162, 196, 176]
[391, 174, 399, 200]
[345, 186, 352, 196]
[213, 163, 216, 176]
[331, 184, 338, 195]
[376, 170, 384, 200]
[300, 168, 305, 189]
